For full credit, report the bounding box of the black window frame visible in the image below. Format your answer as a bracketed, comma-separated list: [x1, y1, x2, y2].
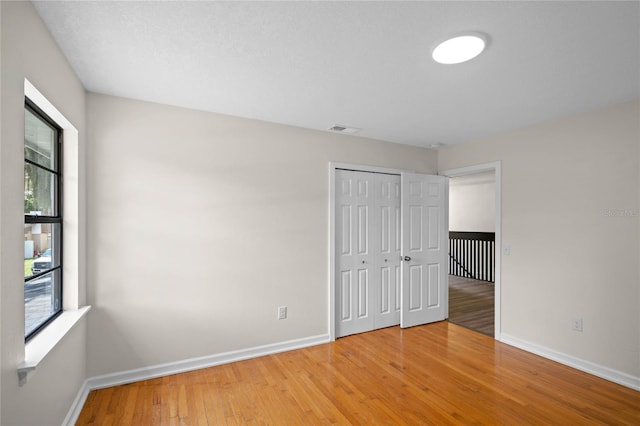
[24, 97, 63, 342]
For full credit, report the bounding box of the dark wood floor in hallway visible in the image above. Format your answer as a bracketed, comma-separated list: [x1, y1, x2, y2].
[77, 322, 640, 425]
[448, 275, 494, 337]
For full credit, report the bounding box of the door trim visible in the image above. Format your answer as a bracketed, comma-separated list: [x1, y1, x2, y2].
[439, 161, 502, 340]
[329, 162, 414, 341]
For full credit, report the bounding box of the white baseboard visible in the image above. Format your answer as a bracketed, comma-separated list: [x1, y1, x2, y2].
[63, 378, 91, 426]
[499, 333, 640, 391]
[63, 333, 330, 426]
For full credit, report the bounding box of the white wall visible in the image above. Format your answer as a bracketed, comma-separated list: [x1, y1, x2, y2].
[86, 93, 438, 377]
[449, 171, 495, 232]
[439, 100, 640, 378]
[0, 2, 87, 425]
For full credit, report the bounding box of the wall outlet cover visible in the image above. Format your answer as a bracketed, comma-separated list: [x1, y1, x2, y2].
[571, 318, 583, 332]
[278, 306, 287, 320]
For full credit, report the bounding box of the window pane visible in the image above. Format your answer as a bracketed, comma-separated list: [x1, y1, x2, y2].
[24, 107, 57, 170]
[24, 163, 57, 216]
[24, 101, 63, 342]
[24, 269, 61, 338]
[24, 223, 61, 278]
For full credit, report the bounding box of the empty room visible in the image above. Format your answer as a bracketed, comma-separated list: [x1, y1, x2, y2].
[1, 1, 639, 424]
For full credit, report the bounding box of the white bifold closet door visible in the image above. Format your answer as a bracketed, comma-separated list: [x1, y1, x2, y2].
[335, 169, 447, 338]
[400, 172, 448, 328]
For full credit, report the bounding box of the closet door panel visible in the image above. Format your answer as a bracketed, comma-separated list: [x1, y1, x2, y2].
[336, 170, 376, 337]
[373, 174, 401, 329]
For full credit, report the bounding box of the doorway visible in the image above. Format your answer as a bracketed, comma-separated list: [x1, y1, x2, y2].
[448, 171, 495, 336]
[441, 162, 502, 339]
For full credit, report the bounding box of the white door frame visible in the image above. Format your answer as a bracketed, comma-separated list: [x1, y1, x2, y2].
[440, 161, 502, 340]
[329, 162, 413, 341]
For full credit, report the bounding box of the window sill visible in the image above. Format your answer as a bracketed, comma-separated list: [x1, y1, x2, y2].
[18, 305, 91, 385]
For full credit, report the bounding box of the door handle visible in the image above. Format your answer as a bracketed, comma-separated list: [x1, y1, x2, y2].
[402, 256, 411, 262]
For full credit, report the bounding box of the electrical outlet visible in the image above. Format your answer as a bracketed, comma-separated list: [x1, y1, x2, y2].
[503, 245, 511, 256]
[278, 306, 287, 320]
[571, 318, 583, 332]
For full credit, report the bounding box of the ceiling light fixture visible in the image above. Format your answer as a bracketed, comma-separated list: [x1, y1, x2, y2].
[432, 33, 487, 65]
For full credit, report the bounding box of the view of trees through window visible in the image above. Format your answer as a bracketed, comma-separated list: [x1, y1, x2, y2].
[24, 100, 63, 340]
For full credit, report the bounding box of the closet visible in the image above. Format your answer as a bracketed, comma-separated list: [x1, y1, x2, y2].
[335, 168, 448, 338]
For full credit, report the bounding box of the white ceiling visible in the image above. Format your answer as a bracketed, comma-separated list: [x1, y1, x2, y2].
[33, 1, 640, 148]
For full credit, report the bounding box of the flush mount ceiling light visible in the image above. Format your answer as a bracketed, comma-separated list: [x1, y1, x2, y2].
[432, 33, 487, 64]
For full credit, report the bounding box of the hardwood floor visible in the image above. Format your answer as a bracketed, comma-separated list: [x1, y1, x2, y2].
[448, 275, 494, 337]
[77, 322, 640, 425]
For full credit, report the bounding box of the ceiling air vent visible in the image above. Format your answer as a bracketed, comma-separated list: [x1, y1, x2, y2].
[328, 124, 361, 134]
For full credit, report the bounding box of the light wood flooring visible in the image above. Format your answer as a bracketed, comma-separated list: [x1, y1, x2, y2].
[448, 275, 495, 337]
[76, 321, 640, 425]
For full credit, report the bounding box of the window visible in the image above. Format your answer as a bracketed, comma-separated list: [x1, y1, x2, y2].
[24, 98, 63, 341]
